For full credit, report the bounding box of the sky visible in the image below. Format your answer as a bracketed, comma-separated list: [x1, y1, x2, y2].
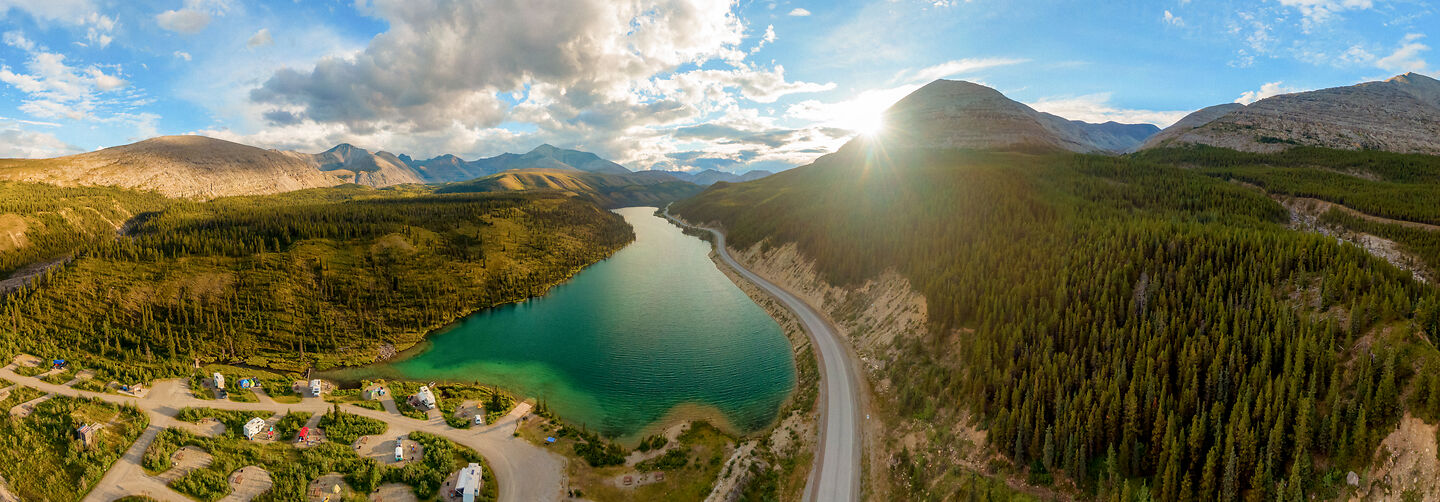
[0, 0, 1435, 173]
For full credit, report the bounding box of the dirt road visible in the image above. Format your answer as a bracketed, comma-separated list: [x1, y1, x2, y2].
[0, 364, 564, 502]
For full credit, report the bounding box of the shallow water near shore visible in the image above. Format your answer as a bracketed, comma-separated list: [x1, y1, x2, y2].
[329, 206, 796, 440]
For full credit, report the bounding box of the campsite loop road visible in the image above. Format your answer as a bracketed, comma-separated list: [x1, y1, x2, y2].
[0, 365, 564, 502]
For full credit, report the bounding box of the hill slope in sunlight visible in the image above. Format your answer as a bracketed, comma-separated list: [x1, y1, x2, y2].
[437, 168, 703, 208]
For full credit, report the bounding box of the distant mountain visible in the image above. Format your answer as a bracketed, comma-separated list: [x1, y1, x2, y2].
[466, 144, 632, 177]
[636, 169, 774, 185]
[435, 168, 703, 208]
[1134, 103, 1244, 151]
[406, 154, 493, 183]
[0, 135, 344, 198]
[1142, 73, 1440, 154]
[289, 143, 423, 186]
[879, 79, 1159, 153]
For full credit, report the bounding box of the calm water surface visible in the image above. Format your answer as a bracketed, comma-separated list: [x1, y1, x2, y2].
[332, 206, 795, 439]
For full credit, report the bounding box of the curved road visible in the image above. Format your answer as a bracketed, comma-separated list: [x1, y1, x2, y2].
[664, 206, 862, 502]
[0, 364, 563, 502]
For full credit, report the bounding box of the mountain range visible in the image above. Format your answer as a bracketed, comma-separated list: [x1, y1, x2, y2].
[5, 73, 1439, 200]
[0, 137, 775, 199]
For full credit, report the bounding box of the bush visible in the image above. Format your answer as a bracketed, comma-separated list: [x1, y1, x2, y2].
[318, 406, 386, 444]
[170, 467, 230, 501]
[272, 412, 311, 441]
[637, 448, 688, 471]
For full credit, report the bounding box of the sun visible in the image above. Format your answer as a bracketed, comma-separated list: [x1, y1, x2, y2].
[832, 91, 897, 137]
[836, 108, 884, 136]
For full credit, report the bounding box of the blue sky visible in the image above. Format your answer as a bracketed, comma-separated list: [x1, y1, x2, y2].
[0, 0, 1434, 172]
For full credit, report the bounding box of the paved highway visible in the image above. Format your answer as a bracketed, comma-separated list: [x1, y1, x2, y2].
[664, 206, 861, 502]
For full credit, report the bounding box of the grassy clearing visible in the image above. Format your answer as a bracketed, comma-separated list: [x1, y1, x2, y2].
[0, 396, 147, 501]
[174, 407, 273, 439]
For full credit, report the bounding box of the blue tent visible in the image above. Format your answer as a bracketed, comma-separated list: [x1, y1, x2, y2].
[545, 437, 556, 444]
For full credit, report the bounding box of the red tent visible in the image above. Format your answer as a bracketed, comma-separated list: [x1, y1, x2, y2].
[297, 427, 309, 440]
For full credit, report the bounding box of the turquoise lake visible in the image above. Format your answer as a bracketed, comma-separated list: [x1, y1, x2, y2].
[333, 206, 796, 439]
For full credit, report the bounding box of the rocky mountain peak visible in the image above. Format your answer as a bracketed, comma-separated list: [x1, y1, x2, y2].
[875, 79, 1158, 153]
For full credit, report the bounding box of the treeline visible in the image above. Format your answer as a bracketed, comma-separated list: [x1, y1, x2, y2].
[674, 146, 1440, 499]
[0, 187, 633, 373]
[0, 181, 167, 275]
[1319, 209, 1440, 274]
[1136, 146, 1440, 225]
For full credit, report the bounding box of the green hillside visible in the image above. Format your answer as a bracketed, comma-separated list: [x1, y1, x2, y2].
[673, 143, 1440, 500]
[0, 182, 169, 277]
[0, 185, 633, 380]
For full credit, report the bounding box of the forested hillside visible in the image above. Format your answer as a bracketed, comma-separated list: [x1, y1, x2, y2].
[437, 168, 704, 208]
[673, 142, 1440, 499]
[0, 182, 168, 277]
[0, 186, 633, 381]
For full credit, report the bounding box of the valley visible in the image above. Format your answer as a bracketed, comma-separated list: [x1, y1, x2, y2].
[2, 34, 1440, 502]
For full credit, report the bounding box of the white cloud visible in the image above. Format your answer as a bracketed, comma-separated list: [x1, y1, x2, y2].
[3, 30, 33, 50]
[247, 28, 272, 47]
[252, 0, 747, 133]
[1234, 81, 1298, 104]
[891, 57, 1029, 84]
[0, 2, 115, 48]
[0, 41, 129, 120]
[173, 51, 192, 61]
[0, 0, 97, 24]
[1163, 10, 1183, 26]
[236, 0, 839, 170]
[1277, 0, 1374, 26]
[155, 0, 229, 34]
[0, 126, 82, 158]
[1026, 93, 1190, 127]
[1375, 33, 1430, 74]
[787, 8, 810, 16]
[84, 13, 114, 48]
[156, 9, 210, 33]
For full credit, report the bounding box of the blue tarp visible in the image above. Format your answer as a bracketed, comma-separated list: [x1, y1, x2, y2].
[545, 437, 556, 443]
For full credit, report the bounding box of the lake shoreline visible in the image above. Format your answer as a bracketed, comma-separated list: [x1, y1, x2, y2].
[325, 206, 797, 441]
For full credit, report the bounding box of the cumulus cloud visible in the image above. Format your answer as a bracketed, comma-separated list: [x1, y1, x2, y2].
[173, 51, 191, 61]
[247, 28, 272, 47]
[1376, 33, 1430, 74]
[890, 57, 1029, 84]
[0, 126, 82, 157]
[252, 0, 752, 132]
[237, 0, 834, 170]
[0, 2, 116, 48]
[155, 0, 228, 34]
[788, 7, 810, 16]
[0, 35, 130, 120]
[156, 9, 210, 33]
[1026, 93, 1190, 127]
[1234, 81, 1298, 104]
